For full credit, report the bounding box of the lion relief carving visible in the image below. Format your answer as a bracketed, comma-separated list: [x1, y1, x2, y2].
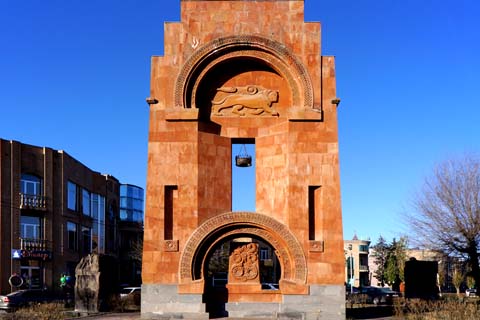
[211, 85, 279, 116]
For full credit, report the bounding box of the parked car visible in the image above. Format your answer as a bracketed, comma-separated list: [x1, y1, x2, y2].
[359, 286, 400, 305]
[345, 286, 360, 295]
[0, 289, 53, 312]
[119, 287, 141, 300]
[261, 283, 279, 290]
[466, 288, 477, 297]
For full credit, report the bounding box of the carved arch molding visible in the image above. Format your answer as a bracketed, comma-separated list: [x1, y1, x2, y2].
[179, 212, 307, 287]
[174, 35, 314, 110]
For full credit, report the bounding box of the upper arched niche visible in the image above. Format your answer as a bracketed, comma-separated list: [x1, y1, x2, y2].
[174, 35, 314, 117]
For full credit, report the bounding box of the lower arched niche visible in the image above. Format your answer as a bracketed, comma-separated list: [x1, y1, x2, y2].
[178, 212, 308, 294]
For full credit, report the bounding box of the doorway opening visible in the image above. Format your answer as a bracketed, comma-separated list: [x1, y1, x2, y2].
[20, 264, 42, 289]
[232, 139, 255, 212]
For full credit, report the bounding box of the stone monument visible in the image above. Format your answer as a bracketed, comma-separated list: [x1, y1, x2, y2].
[142, 0, 345, 318]
[74, 253, 117, 313]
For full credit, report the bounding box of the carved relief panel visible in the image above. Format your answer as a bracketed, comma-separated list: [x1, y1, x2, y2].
[211, 85, 279, 117]
[228, 242, 260, 284]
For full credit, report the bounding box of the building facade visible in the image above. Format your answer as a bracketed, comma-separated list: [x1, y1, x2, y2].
[0, 139, 143, 294]
[118, 184, 144, 286]
[344, 236, 371, 288]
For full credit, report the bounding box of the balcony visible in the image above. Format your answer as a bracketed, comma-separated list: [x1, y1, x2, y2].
[359, 265, 369, 272]
[19, 193, 47, 210]
[20, 238, 50, 251]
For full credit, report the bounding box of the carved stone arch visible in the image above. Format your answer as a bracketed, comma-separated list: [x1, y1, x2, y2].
[199, 227, 292, 282]
[179, 212, 307, 287]
[174, 35, 314, 110]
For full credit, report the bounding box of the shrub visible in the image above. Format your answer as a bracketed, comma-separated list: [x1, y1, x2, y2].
[2, 302, 66, 320]
[395, 298, 480, 320]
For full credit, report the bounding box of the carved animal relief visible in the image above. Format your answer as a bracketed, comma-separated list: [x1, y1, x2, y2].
[211, 85, 279, 116]
[229, 243, 260, 282]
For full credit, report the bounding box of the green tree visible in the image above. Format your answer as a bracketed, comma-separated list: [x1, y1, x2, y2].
[467, 276, 475, 289]
[394, 237, 408, 282]
[384, 238, 408, 290]
[385, 254, 397, 285]
[407, 155, 480, 287]
[372, 236, 389, 287]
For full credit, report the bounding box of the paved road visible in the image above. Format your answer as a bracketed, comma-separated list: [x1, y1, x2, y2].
[65, 312, 398, 320]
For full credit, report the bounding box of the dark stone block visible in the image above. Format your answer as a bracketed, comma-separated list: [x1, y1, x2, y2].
[74, 253, 118, 313]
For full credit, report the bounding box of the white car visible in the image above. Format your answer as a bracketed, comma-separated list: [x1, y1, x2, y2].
[119, 287, 141, 299]
[466, 288, 476, 297]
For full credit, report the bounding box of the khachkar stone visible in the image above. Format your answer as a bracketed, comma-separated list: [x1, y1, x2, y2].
[74, 253, 118, 314]
[228, 243, 260, 284]
[143, 0, 345, 319]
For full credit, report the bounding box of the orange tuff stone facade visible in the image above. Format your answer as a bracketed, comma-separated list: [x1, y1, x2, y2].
[142, 0, 345, 318]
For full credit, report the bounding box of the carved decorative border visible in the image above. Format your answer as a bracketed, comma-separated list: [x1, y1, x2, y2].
[191, 50, 295, 110]
[199, 227, 293, 281]
[179, 212, 307, 284]
[174, 35, 313, 110]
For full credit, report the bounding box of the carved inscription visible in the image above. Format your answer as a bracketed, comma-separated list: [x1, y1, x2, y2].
[229, 243, 260, 283]
[211, 85, 279, 116]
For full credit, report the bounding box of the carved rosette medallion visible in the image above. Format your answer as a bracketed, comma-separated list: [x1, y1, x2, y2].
[163, 240, 179, 252]
[211, 85, 279, 117]
[309, 240, 324, 252]
[229, 243, 260, 283]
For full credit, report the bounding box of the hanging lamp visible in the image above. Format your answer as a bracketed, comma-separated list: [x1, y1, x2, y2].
[235, 144, 252, 167]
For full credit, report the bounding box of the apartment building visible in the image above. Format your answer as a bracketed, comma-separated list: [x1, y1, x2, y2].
[344, 236, 371, 288]
[0, 139, 143, 294]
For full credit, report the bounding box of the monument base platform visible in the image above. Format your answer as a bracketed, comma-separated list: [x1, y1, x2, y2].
[141, 284, 208, 319]
[141, 284, 345, 320]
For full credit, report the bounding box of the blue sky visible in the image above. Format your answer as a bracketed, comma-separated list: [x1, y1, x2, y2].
[1, 0, 479, 245]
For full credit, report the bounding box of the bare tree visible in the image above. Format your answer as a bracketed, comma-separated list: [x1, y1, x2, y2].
[130, 238, 143, 262]
[452, 267, 464, 296]
[407, 154, 480, 287]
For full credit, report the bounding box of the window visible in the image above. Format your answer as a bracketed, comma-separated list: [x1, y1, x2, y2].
[359, 245, 369, 252]
[67, 222, 77, 251]
[260, 248, 269, 261]
[119, 185, 144, 223]
[82, 226, 91, 254]
[346, 256, 355, 282]
[20, 215, 41, 239]
[67, 181, 77, 211]
[82, 189, 90, 216]
[21, 174, 42, 195]
[91, 193, 105, 253]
